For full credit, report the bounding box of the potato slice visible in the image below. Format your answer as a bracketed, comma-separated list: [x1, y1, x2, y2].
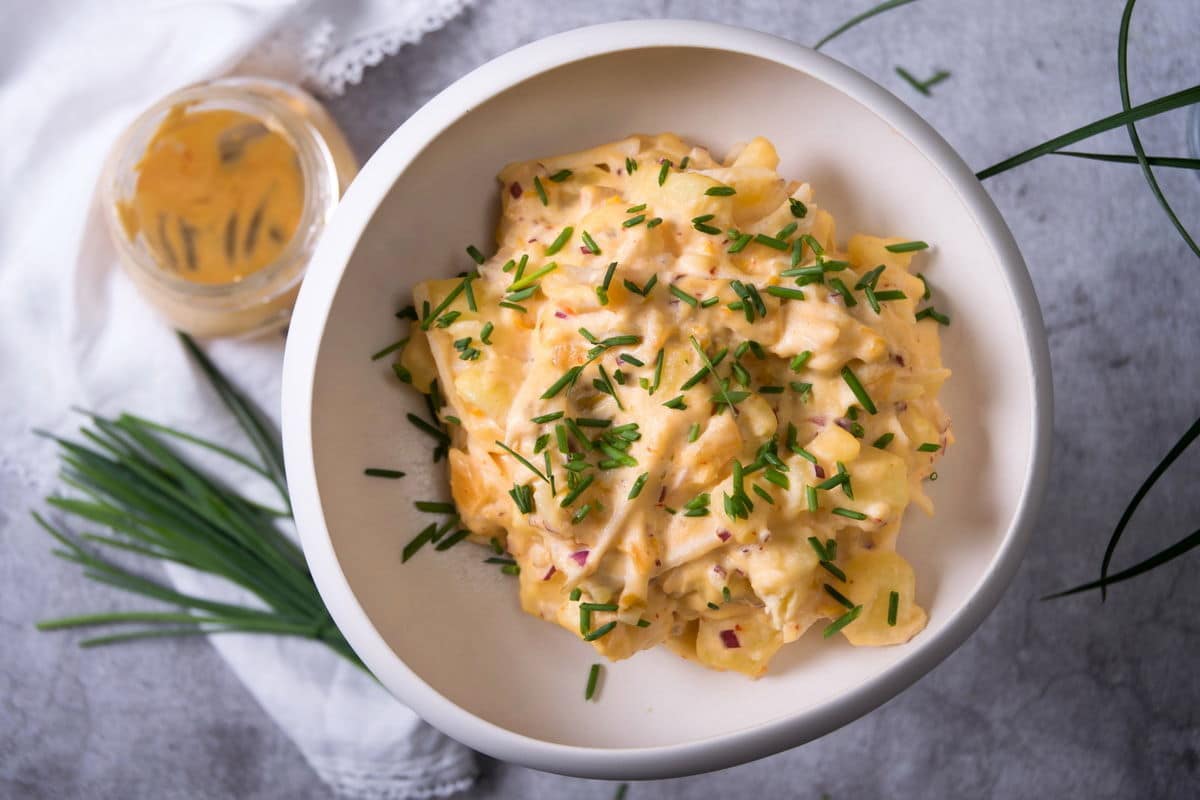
[839, 550, 927, 646]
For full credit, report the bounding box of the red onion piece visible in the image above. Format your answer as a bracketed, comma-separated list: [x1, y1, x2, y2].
[554, 310, 568, 319]
[717, 530, 732, 542]
[509, 182, 522, 198]
[814, 464, 826, 479]
[719, 629, 741, 648]
[542, 565, 556, 581]
[570, 550, 589, 566]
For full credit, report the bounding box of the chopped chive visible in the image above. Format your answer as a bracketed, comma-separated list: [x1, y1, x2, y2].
[687, 422, 701, 443]
[789, 351, 813, 372]
[790, 381, 812, 396]
[753, 484, 775, 504]
[840, 365, 877, 414]
[823, 605, 862, 638]
[578, 328, 599, 344]
[765, 286, 806, 301]
[700, 295, 720, 308]
[501, 564, 521, 576]
[585, 663, 602, 700]
[619, 354, 645, 368]
[370, 337, 409, 361]
[415, 500, 456, 514]
[636, 618, 651, 627]
[806, 485, 819, 512]
[402, 523, 437, 562]
[364, 468, 404, 479]
[658, 159, 671, 186]
[872, 433, 895, 449]
[789, 197, 808, 218]
[821, 560, 847, 582]
[505, 287, 537, 302]
[625, 157, 638, 174]
[532, 411, 565, 424]
[628, 472, 649, 499]
[822, 260, 850, 272]
[626, 204, 647, 214]
[832, 507, 867, 520]
[406, 413, 450, 445]
[570, 587, 583, 601]
[864, 285, 881, 314]
[917, 272, 931, 301]
[855, 265, 886, 290]
[601, 334, 642, 347]
[692, 213, 715, 224]
[758, 385, 785, 394]
[828, 277, 857, 306]
[501, 259, 516, 273]
[694, 221, 722, 235]
[824, 584, 855, 609]
[583, 621, 616, 642]
[548, 168, 572, 182]
[690, 336, 739, 415]
[917, 442, 941, 452]
[499, 301, 527, 313]
[722, 586, 733, 602]
[581, 230, 601, 255]
[808, 536, 830, 561]
[533, 176, 548, 205]
[513, 254, 529, 281]
[560, 474, 595, 507]
[815, 471, 849, 491]
[463, 277, 478, 312]
[874, 289, 907, 302]
[763, 468, 790, 489]
[885, 591, 901, 627]
[508, 262, 558, 293]
[663, 395, 687, 410]
[435, 528, 472, 551]
[479, 322, 494, 345]
[916, 307, 951, 325]
[705, 185, 736, 196]
[623, 214, 646, 228]
[545, 227, 574, 256]
[396, 304, 418, 320]
[728, 233, 753, 254]
[495, 441, 548, 482]
[790, 238, 804, 268]
[707, 602, 720, 610]
[886, 240, 929, 253]
[776, 221, 799, 240]
[800, 234, 824, 258]
[466, 244, 485, 265]
[754, 233, 789, 251]
[420, 280, 467, 330]
[650, 348, 664, 394]
[576, 417, 612, 428]
[534, 433, 550, 454]
[542, 366, 583, 399]
[669, 284, 700, 307]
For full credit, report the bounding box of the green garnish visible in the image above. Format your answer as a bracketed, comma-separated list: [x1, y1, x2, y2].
[435, 528, 472, 552]
[533, 176, 548, 205]
[790, 351, 813, 372]
[658, 159, 671, 186]
[840, 365, 877, 414]
[885, 240, 929, 253]
[690, 336, 739, 415]
[705, 185, 736, 196]
[505, 287, 536, 302]
[479, 322, 494, 345]
[917, 442, 941, 452]
[864, 286, 881, 314]
[628, 472, 649, 499]
[776, 221, 799, 240]
[625, 157, 638, 174]
[532, 411, 564, 424]
[406, 413, 450, 446]
[402, 523, 437, 562]
[669, 284, 700, 307]
[395, 304, 418, 320]
[806, 485, 819, 512]
[728, 233, 753, 253]
[463, 275, 478, 312]
[513, 254, 529, 281]
[688, 423, 701, 443]
[815, 471, 849, 491]
[916, 307, 951, 325]
[872, 432, 895, 449]
[646, 217, 664, 229]
[916, 272, 931, 300]
[545, 226, 574, 256]
[763, 468, 790, 489]
[507, 261, 558, 293]
[570, 587, 583, 601]
[800, 233, 825, 258]
[855, 265, 886, 290]
[753, 484, 775, 504]
[571, 503, 594, 524]
[700, 295, 720, 308]
[663, 395, 687, 410]
[832, 507, 867, 520]
[370, 337, 409, 361]
[623, 274, 658, 297]
[874, 289, 908, 302]
[694, 220, 722, 235]
[649, 348, 664, 394]
[707, 602, 720, 610]
[499, 301, 527, 313]
[364, 468, 404, 479]
[824, 584, 855, 609]
[581, 230, 601, 255]
[820, 561, 847, 583]
[626, 204, 647, 213]
[888, 591, 900, 626]
[576, 417, 612, 428]
[548, 169, 572, 182]
[828, 277, 857, 306]
[765, 286, 805, 301]
[495, 441, 549, 482]
[501, 564, 521, 576]
[585, 663, 602, 700]
[583, 621, 616, 641]
[560, 474, 595, 508]
[533, 433, 550, 453]
[420, 279, 468, 330]
[789, 197, 809, 218]
[822, 605, 862, 638]
[754, 233, 789, 251]
[542, 366, 583, 399]
[758, 385, 785, 394]
[466, 244, 485, 265]
[414, 500, 455, 514]
[790, 381, 812, 396]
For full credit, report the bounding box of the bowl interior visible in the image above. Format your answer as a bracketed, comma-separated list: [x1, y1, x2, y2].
[306, 46, 1036, 751]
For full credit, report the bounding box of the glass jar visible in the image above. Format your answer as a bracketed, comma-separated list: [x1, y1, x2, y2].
[102, 77, 357, 338]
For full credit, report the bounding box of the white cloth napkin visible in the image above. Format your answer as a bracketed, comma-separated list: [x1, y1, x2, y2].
[0, 1, 477, 797]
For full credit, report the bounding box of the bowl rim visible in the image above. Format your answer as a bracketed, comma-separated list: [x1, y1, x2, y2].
[281, 19, 1053, 780]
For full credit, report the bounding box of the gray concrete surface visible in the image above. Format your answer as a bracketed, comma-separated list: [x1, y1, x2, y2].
[4, 0, 1200, 797]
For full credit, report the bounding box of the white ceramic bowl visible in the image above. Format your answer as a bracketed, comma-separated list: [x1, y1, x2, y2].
[282, 20, 1052, 780]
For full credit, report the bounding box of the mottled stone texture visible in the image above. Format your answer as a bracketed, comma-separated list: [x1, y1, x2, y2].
[3, 1, 1199, 797]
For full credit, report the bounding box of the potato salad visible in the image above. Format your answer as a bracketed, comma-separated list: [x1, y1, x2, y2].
[396, 134, 952, 677]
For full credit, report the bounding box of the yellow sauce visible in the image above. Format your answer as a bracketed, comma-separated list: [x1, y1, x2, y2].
[117, 105, 305, 285]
